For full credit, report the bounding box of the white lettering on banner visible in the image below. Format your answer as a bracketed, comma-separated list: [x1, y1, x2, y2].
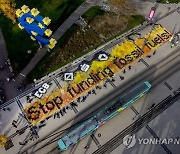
[34, 83, 50, 99]
[34, 91, 43, 99]
[39, 87, 46, 94]
[42, 83, 50, 89]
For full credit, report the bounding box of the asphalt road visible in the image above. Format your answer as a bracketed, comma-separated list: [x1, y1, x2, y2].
[19, 47, 180, 153]
[93, 93, 180, 154]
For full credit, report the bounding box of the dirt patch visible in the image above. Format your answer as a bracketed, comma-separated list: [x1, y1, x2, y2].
[90, 12, 129, 37]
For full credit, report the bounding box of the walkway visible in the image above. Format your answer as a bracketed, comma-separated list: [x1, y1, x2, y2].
[0, 7, 179, 153]
[0, 0, 101, 101]
[0, 29, 21, 100]
[18, 0, 101, 80]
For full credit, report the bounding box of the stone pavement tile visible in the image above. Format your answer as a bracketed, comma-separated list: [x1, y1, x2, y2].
[144, 43, 174, 66]
[110, 127, 166, 154]
[0, 128, 31, 154]
[65, 134, 98, 154]
[0, 101, 24, 136]
[19, 94, 35, 109]
[164, 69, 180, 90]
[93, 107, 135, 146]
[158, 11, 180, 33]
[148, 100, 180, 154]
[36, 108, 76, 138]
[0, 101, 31, 154]
[19, 108, 76, 153]
[55, 76, 68, 87]
[112, 61, 147, 87]
[132, 83, 170, 116]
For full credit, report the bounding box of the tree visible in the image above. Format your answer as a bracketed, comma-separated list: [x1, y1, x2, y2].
[0, 0, 16, 22]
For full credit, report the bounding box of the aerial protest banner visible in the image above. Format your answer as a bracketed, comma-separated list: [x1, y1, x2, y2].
[24, 25, 173, 125]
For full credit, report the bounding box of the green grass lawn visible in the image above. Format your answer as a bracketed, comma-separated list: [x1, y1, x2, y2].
[0, 15, 39, 73]
[27, 6, 105, 80]
[28, 15, 145, 81]
[27, 24, 79, 80]
[82, 6, 105, 21]
[0, 0, 84, 73]
[126, 15, 145, 31]
[15, 0, 85, 30]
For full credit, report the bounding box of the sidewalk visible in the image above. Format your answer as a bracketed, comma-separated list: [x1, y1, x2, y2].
[0, 15, 179, 153]
[0, 29, 21, 101]
[0, 0, 102, 102]
[17, 0, 101, 81]
[0, 3, 179, 154]
[0, 0, 101, 102]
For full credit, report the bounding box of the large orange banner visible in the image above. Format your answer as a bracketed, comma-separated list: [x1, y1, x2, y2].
[24, 25, 173, 125]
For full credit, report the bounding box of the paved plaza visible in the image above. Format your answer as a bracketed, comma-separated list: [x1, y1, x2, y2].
[64, 69, 180, 154]
[0, 2, 180, 154]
